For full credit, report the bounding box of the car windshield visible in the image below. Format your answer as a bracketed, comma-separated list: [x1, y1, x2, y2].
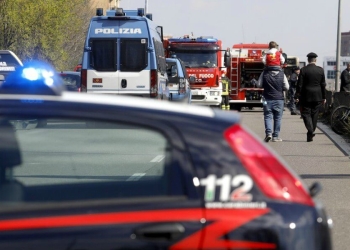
[170, 51, 217, 68]
[0, 52, 22, 79]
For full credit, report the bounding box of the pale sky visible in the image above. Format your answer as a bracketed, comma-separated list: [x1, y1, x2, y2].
[115, 0, 350, 66]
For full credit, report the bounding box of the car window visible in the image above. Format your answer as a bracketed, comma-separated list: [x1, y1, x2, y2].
[166, 62, 177, 78]
[60, 74, 80, 86]
[0, 118, 172, 203]
[0, 52, 22, 79]
[0, 54, 21, 67]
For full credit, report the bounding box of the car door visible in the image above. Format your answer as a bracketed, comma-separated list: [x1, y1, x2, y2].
[0, 106, 204, 250]
[167, 61, 180, 93]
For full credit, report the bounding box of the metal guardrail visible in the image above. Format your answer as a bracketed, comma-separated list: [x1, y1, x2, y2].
[332, 91, 350, 108]
[322, 90, 350, 115]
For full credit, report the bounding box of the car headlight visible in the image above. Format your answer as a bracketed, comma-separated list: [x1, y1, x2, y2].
[210, 91, 220, 96]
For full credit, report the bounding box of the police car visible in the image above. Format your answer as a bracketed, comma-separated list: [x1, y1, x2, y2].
[58, 71, 81, 92]
[166, 56, 193, 103]
[0, 62, 332, 249]
[0, 50, 23, 81]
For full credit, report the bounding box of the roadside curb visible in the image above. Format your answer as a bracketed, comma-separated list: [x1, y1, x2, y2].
[317, 122, 350, 157]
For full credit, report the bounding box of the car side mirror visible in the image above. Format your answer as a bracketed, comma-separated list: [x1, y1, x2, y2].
[224, 50, 231, 67]
[309, 182, 322, 197]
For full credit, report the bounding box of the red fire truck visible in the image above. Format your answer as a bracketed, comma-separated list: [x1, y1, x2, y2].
[224, 43, 286, 111]
[164, 36, 224, 107]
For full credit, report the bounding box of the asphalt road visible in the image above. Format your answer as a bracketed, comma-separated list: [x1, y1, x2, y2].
[239, 107, 350, 250]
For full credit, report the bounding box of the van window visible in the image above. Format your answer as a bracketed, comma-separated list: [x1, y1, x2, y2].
[154, 39, 167, 74]
[120, 38, 148, 72]
[90, 39, 116, 71]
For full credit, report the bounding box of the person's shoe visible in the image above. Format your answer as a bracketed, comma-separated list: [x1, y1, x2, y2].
[264, 134, 272, 142]
[307, 133, 313, 142]
[291, 111, 298, 115]
[272, 137, 283, 142]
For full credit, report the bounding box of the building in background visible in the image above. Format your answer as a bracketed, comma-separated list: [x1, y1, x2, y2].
[323, 56, 350, 91]
[341, 31, 350, 56]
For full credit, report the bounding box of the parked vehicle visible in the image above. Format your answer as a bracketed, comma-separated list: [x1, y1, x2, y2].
[58, 71, 81, 92]
[0, 61, 332, 250]
[284, 56, 301, 79]
[224, 43, 287, 111]
[0, 50, 23, 81]
[166, 56, 193, 103]
[81, 7, 167, 99]
[164, 36, 224, 107]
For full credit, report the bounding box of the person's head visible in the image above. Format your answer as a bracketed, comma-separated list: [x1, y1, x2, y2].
[268, 41, 278, 49]
[347, 63, 350, 70]
[307, 52, 318, 63]
[294, 66, 300, 74]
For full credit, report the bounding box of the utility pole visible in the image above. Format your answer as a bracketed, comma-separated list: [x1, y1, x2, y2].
[335, 0, 342, 92]
[145, 0, 148, 13]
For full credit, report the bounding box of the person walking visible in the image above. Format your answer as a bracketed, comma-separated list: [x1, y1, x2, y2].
[295, 52, 326, 142]
[340, 63, 350, 92]
[257, 65, 289, 142]
[289, 66, 300, 115]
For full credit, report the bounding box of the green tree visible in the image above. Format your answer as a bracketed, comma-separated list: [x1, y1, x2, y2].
[0, 0, 95, 70]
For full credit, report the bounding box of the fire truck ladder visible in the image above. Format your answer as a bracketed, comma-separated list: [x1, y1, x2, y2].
[230, 56, 239, 96]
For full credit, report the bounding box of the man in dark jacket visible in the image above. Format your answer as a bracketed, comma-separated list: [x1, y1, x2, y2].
[257, 67, 289, 142]
[340, 63, 350, 92]
[289, 66, 300, 115]
[295, 52, 326, 142]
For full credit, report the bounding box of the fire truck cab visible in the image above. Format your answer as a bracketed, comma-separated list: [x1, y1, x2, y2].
[164, 36, 224, 107]
[224, 43, 286, 111]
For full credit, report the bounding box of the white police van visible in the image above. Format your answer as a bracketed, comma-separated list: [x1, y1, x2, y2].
[81, 8, 167, 98]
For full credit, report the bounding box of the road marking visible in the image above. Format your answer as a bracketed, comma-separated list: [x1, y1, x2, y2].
[126, 173, 145, 181]
[150, 155, 165, 162]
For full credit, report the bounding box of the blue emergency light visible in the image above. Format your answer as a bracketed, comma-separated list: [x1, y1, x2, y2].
[0, 61, 65, 96]
[115, 8, 125, 16]
[169, 37, 218, 43]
